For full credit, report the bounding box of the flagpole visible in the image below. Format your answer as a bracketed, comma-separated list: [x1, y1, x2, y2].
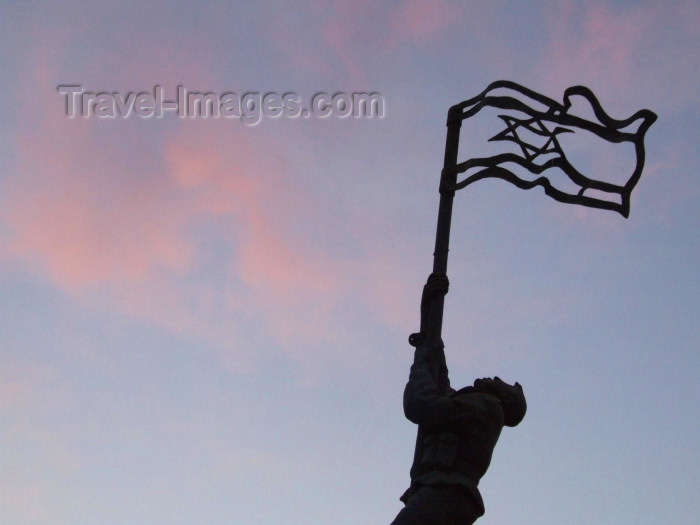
[424, 104, 462, 387]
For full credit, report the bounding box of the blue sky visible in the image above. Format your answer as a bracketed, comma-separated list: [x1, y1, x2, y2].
[1, 1, 699, 523]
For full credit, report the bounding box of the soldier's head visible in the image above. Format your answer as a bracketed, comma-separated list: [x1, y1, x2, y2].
[472, 377, 527, 427]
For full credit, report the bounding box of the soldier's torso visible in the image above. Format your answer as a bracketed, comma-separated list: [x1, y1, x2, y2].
[414, 392, 505, 485]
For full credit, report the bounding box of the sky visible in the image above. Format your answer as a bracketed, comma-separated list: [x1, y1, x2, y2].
[1, 1, 698, 524]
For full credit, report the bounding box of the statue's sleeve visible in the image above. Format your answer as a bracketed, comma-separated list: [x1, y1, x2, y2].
[403, 348, 455, 432]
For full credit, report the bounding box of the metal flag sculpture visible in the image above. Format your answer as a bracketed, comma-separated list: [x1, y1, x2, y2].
[394, 82, 656, 525]
[451, 80, 657, 217]
[410, 80, 657, 363]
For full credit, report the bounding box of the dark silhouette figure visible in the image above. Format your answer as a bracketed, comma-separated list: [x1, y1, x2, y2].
[390, 83, 655, 523]
[392, 275, 526, 525]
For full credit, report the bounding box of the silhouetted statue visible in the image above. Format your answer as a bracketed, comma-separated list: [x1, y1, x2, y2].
[391, 274, 526, 525]
[389, 83, 655, 523]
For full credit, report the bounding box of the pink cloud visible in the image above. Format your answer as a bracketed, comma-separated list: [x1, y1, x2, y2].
[3, 18, 209, 289]
[1, 11, 424, 388]
[536, 0, 697, 106]
[4, 83, 410, 374]
[163, 120, 419, 354]
[319, 1, 393, 82]
[5, 119, 194, 287]
[266, 0, 468, 81]
[392, 0, 454, 41]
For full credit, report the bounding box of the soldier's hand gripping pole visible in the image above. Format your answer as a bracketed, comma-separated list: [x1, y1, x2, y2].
[408, 273, 450, 348]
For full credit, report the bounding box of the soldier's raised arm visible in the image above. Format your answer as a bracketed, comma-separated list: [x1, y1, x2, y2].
[403, 344, 456, 432]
